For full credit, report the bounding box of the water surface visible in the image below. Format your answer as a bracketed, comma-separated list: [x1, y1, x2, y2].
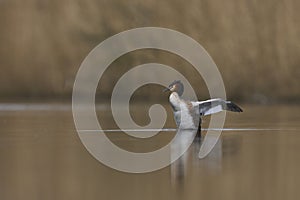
[0, 104, 299, 200]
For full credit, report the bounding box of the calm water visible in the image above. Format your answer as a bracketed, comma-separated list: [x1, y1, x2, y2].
[0, 104, 299, 200]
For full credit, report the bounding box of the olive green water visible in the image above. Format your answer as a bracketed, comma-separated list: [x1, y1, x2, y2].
[0, 104, 299, 200]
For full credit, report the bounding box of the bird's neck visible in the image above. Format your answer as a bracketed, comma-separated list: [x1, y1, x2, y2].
[169, 92, 182, 111]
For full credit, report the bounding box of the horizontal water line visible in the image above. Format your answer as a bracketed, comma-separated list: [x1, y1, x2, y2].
[0, 103, 109, 111]
[78, 128, 298, 133]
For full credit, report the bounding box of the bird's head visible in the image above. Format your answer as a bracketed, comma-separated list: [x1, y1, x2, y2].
[163, 80, 184, 96]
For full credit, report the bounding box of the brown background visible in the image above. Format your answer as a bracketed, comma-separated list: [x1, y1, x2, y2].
[0, 0, 299, 103]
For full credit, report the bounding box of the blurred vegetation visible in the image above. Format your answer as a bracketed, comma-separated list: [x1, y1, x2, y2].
[0, 0, 299, 103]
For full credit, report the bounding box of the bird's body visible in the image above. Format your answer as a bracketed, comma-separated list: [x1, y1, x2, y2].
[164, 80, 243, 135]
[169, 92, 201, 130]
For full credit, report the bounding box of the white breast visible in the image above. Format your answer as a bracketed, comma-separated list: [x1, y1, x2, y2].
[177, 104, 197, 129]
[169, 92, 181, 111]
[169, 92, 199, 129]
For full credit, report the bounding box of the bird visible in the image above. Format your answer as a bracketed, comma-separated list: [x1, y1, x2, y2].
[163, 80, 243, 138]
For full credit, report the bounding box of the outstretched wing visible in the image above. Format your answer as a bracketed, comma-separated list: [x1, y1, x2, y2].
[192, 98, 243, 116]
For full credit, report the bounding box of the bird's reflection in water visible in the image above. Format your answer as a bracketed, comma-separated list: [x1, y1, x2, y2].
[170, 129, 195, 186]
[171, 129, 223, 187]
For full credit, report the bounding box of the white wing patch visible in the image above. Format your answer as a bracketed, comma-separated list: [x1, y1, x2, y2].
[202, 104, 223, 115]
[192, 98, 227, 116]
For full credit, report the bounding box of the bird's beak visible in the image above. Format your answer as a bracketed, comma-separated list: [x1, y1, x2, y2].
[163, 87, 170, 92]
